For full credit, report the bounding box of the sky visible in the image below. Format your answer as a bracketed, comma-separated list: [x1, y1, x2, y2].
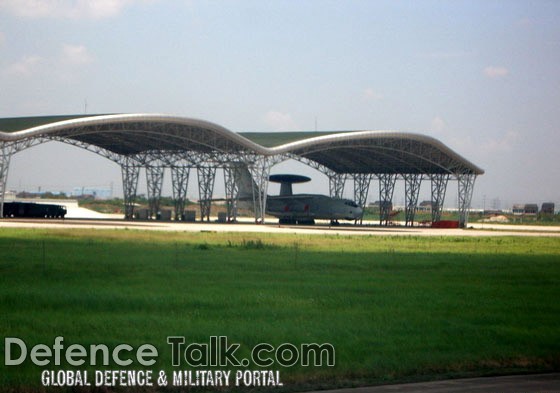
[1, 0, 559, 209]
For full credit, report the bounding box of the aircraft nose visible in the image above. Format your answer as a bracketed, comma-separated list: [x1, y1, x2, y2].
[355, 207, 363, 217]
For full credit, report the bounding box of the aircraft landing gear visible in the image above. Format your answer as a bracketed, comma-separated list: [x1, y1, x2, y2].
[278, 218, 315, 225]
[279, 218, 297, 225]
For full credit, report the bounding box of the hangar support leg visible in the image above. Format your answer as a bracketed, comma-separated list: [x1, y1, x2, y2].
[378, 174, 396, 226]
[171, 166, 190, 220]
[403, 174, 422, 227]
[0, 144, 12, 218]
[247, 156, 271, 224]
[329, 173, 347, 199]
[197, 166, 216, 222]
[121, 157, 141, 220]
[458, 174, 476, 228]
[146, 165, 165, 219]
[223, 166, 239, 222]
[430, 174, 449, 223]
[353, 174, 372, 225]
[0, 139, 47, 218]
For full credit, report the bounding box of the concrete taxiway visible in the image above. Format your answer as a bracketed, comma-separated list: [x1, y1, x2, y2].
[0, 218, 559, 237]
[315, 373, 560, 393]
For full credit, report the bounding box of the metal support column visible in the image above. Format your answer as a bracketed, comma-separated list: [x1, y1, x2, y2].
[120, 157, 141, 220]
[352, 173, 372, 225]
[457, 173, 476, 228]
[247, 156, 271, 224]
[378, 174, 396, 226]
[0, 143, 12, 218]
[430, 174, 449, 223]
[197, 166, 216, 222]
[146, 165, 165, 219]
[223, 166, 239, 222]
[403, 174, 422, 227]
[170, 166, 190, 220]
[329, 173, 347, 199]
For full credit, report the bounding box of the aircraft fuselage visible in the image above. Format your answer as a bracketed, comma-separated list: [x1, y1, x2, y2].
[266, 194, 362, 221]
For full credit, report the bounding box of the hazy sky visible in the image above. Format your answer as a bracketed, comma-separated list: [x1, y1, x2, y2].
[1, 0, 559, 209]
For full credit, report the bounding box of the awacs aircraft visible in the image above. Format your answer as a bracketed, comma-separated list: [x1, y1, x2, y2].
[234, 164, 363, 225]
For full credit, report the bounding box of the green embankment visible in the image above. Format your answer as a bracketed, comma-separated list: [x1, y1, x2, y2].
[0, 229, 559, 391]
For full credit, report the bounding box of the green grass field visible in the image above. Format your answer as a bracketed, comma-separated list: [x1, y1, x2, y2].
[1, 228, 559, 391]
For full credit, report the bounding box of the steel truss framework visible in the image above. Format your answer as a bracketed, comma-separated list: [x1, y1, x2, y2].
[329, 173, 347, 199]
[457, 173, 476, 228]
[121, 157, 141, 219]
[430, 174, 450, 223]
[352, 174, 372, 224]
[145, 164, 165, 219]
[0, 114, 483, 225]
[378, 174, 397, 226]
[170, 165, 190, 220]
[0, 144, 12, 218]
[403, 174, 422, 227]
[197, 166, 216, 222]
[246, 156, 271, 223]
[223, 166, 239, 222]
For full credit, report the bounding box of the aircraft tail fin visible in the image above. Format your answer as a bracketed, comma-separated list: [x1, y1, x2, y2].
[231, 163, 258, 204]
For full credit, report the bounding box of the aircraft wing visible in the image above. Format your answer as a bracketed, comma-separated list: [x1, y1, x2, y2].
[269, 195, 315, 201]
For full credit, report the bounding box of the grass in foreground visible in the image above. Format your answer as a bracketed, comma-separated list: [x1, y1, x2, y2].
[0, 228, 559, 391]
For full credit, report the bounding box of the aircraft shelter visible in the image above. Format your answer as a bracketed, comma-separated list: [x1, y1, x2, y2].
[0, 114, 484, 226]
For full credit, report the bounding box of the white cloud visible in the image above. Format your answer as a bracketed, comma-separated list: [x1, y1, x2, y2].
[363, 88, 383, 101]
[483, 66, 509, 78]
[430, 116, 446, 133]
[2, 44, 93, 79]
[0, 31, 5, 46]
[61, 44, 94, 66]
[78, 0, 135, 18]
[0, 0, 136, 19]
[482, 131, 520, 153]
[3, 55, 44, 77]
[263, 111, 299, 131]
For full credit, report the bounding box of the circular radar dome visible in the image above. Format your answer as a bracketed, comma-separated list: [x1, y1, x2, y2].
[269, 174, 311, 183]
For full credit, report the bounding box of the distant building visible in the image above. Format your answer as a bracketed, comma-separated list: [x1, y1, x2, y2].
[2, 190, 16, 201]
[417, 200, 434, 212]
[524, 204, 539, 215]
[71, 186, 113, 199]
[15, 190, 67, 198]
[369, 200, 393, 211]
[512, 204, 525, 215]
[484, 210, 504, 215]
[541, 202, 555, 214]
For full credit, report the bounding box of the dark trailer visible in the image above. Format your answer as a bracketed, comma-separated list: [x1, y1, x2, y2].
[2, 202, 67, 218]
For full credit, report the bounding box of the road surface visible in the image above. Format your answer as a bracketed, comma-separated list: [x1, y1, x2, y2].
[314, 373, 560, 393]
[0, 218, 559, 237]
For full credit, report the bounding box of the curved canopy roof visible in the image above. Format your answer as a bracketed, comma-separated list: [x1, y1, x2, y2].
[0, 113, 484, 175]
